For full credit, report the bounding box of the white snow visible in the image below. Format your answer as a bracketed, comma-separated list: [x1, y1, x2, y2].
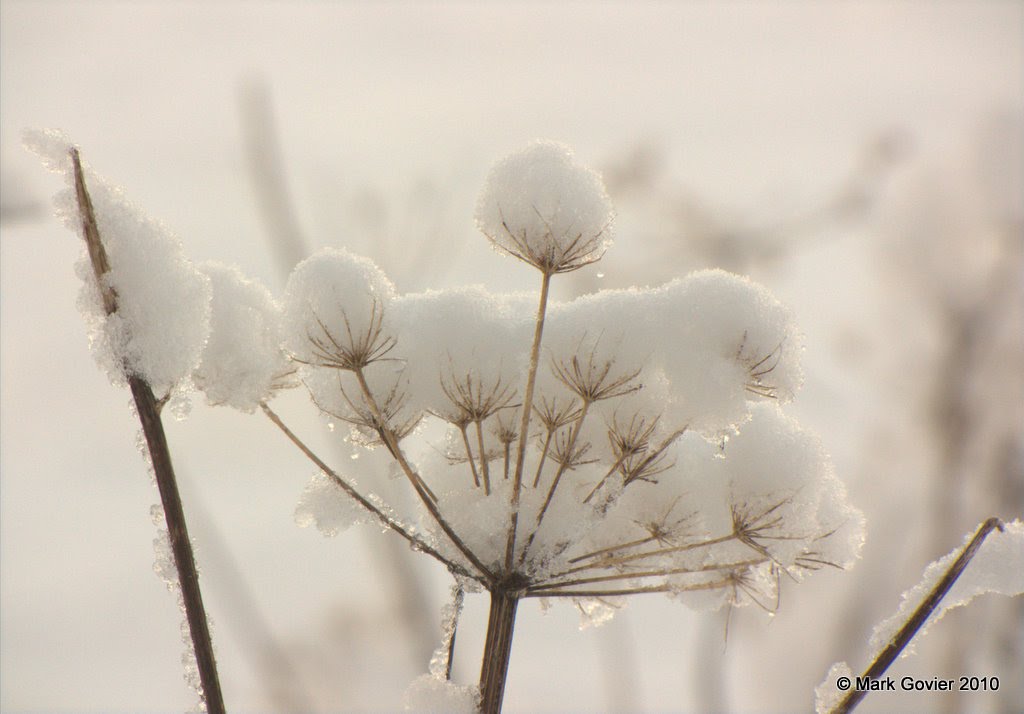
[814, 661, 853, 714]
[294, 472, 367, 537]
[475, 141, 614, 272]
[282, 247, 397, 369]
[193, 262, 292, 411]
[403, 674, 479, 713]
[24, 129, 212, 396]
[869, 519, 1024, 656]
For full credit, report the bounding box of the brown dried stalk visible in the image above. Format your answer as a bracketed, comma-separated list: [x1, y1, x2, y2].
[260, 402, 483, 584]
[504, 271, 552, 571]
[351, 365, 494, 579]
[829, 517, 1005, 714]
[71, 149, 226, 714]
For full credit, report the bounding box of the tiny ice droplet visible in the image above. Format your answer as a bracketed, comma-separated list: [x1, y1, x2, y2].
[327, 422, 335, 432]
[596, 272, 605, 279]
[350, 452, 360, 460]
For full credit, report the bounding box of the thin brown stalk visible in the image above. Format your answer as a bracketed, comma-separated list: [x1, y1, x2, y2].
[459, 425, 481, 489]
[550, 533, 739, 579]
[259, 403, 483, 584]
[532, 429, 555, 488]
[352, 366, 437, 501]
[830, 517, 1005, 714]
[352, 366, 495, 580]
[530, 558, 766, 594]
[523, 577, 734, 599]
[475, 420, 491, 495]
[531, 398, 579, 488]
[531, 400, 592, 538]
[71, 149, 226, 714]
[582, 452, 630, 504]
[504, 271, 552, 571]
[567, 534, 661, 564]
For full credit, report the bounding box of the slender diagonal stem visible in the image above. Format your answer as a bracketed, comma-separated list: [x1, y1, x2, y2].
[567, 534, 661, 564]
[582, 451, 630, 504]
[549, 533, 739, 579]
[518, 400, 591, 565]
[133, 379, 226, 714]
[459, 425, 481, 489]
[529, 558, 766, 593]
[71, 148, 225, 714]
[535, 400, 591, 531]
[531, 429, 554, 488]
[522, 577, 734, 599]
[259, 403, 483, 584]
[352, 367, 495, 580]
[505, 271, 552, 570]
[830, 517, 1005, 714]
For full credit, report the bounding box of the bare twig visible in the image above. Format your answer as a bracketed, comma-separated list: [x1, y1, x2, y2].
[71, 149, 226, 714]
[829, 517, 1005, 714]
[260, 402, 484, 585]
[504, 271, 553, 571]
[351, 367, 495, 580]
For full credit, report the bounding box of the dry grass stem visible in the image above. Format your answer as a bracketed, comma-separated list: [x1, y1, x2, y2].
[260, 402, 484, 585]
[529, 557, 767, 594]
[505, 271, 552, 571]
[71, 149, 225, 714]
[829, 518, 1006, 714]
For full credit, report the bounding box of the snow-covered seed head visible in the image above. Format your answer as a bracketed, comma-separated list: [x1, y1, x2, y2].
[475, 141, 614, 274]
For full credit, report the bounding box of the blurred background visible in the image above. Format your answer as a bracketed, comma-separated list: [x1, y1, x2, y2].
[1, 2, 1021, 712]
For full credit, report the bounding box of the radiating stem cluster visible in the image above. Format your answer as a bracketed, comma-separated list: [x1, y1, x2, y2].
[249, 144, 856, 713]
[263, 245, 832, 713]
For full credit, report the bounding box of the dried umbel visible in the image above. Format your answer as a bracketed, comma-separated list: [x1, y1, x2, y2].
[276, 143, 864, 712]
[31, 130, 863, 714]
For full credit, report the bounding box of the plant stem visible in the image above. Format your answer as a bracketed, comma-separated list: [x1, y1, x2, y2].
[478, 588, 521, 714]
[71, 148, 225, 714]
[505, 271, 552, 570]
[529, 557, 765, 594]
[475, 420, 491, 495]
[260, 403, 483, 584]
[352, 366, 495, 580]
[830, 517, 1005, 714]
[459, 425, 482, 489]
[534, 400, 591, 531]
[132, 378, 227, 714]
